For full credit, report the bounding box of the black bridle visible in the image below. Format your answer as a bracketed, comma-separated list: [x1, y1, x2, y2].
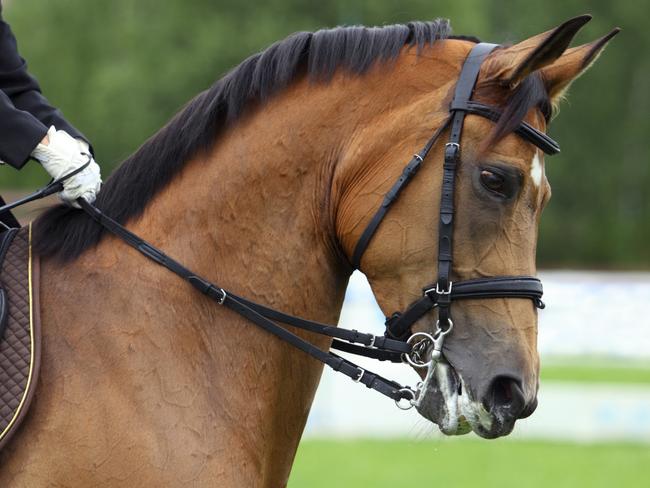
[2, 43, 560, 409]
[350, 43, 556, 345]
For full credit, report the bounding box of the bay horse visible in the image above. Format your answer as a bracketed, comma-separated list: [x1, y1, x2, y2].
[0, 15, 616, 487]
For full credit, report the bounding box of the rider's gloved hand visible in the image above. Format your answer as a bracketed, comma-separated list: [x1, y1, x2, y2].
[31, 126, 102, 208]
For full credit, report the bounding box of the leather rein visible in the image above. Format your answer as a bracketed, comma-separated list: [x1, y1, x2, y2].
[3, 43, 560, 410]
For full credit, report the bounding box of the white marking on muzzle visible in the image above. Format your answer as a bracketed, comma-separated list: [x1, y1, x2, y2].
[530, 151, 543, 188]
[459, 377, 493, 432]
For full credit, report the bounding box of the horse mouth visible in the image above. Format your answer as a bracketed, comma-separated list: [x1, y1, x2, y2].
[415, 361, 516, 439]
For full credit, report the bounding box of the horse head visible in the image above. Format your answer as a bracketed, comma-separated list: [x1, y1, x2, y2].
[336, 16, 618, 438]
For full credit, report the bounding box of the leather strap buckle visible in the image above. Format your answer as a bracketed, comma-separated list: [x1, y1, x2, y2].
[423, 281, 453, 299]
[353, 367, 365, 383]
[444, 142, 460, 161]
[217, 288, 227, 305]
[436, 281, 453, 295]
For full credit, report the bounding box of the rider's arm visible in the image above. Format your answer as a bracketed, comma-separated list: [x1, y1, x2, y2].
[0, 8, 101, 205]
[0, 86, 47, 168]
[0, 14, 91, 168]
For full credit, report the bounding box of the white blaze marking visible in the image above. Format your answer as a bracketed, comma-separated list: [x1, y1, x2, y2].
[530, 152, 543, 188]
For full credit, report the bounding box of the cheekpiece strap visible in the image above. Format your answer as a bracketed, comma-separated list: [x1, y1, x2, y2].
[435, 43, 498, 329]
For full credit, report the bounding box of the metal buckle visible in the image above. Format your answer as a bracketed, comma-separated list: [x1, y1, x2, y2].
[436, 281, 453, 295]
[444, 142, 460, 164]
[424, 281, 453, 297]
[413, 153, 424, 162]
[217, 288, 227, 305]
[353, 367, 365, 383]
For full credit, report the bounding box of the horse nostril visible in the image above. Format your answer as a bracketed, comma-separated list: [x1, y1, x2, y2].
[520, 397, 538, 419]
[484, 375, 527, 418]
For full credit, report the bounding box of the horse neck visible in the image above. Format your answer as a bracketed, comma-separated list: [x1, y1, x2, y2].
[42, 74, 389, 484]
[124, 41, 460, 310]
[35, 47, 462, 484]
[128, 90, 355, 324]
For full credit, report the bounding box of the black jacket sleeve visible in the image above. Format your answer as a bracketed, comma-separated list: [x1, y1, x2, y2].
[0, 5, 88, 169]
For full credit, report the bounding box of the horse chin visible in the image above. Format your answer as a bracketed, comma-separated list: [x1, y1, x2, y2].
[415, 362, 516, 439]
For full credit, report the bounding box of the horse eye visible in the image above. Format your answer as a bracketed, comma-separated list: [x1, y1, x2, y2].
[480, 170, 507, 196]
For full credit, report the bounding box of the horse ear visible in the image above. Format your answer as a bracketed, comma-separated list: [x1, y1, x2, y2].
[484, 15, 592, 88]
[540, 28, 620, 104]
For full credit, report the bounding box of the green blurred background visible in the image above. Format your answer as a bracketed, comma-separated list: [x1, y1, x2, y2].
[2, 0, 648, 269]
[2, 1, 649, 486]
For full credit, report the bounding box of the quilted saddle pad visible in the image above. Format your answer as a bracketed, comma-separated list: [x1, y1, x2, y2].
[0, 224, 41, 451]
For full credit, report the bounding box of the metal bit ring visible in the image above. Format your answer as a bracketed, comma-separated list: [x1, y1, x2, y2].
[404, 332, 436, 368]
[395, 388, 417, 410]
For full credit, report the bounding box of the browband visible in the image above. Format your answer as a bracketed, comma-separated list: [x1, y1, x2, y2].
[465, 101, 560, 155]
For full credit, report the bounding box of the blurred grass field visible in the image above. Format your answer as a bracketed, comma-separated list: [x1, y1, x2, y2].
[291, 359, 650, 487]
[540, 358, 650, 384]
[290, 438, 650, 488]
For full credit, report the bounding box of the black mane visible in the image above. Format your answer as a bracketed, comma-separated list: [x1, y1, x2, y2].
[34, 20, 454, 261]
[34, 20, 548, 263]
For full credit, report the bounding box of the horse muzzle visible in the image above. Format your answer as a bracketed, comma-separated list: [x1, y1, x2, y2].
[416, 359, 539, 439]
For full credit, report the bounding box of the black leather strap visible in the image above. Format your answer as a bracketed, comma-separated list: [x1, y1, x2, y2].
[385, 295, 437, 340]
[223, 292, 408, 400]
[350, 116, 452, 270]
[465, 101, 560, 155]
[78, 199, 414, 402]
[0, 195, 20, 230]
[0, 157, 92, 229]
[232, 294, 411, 354]
[430, 276, 544, 306]
[449, 43, 499, 110]
[351, 156, 423, 270]
[330, 340, 403, 363]
[385, 276, 544, 339]
[436, 43, 498, 329]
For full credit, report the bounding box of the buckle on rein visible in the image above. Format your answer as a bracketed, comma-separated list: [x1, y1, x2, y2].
[395, 321, 454, 411]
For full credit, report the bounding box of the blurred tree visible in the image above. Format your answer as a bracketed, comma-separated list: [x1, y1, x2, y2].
[1, 0, 646, 268]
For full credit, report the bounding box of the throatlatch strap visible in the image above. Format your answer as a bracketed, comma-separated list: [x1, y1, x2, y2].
[350, 117, 453, 270]
[351, 155, 423, 270]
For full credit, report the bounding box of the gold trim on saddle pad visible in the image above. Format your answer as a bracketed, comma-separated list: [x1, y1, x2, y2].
[0, 224, 41, 450]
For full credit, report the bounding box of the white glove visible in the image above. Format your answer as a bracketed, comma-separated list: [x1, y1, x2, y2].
[31, 126, 102, 208]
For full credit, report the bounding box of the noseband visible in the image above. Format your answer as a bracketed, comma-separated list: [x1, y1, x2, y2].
[4, 42, 560, 410]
